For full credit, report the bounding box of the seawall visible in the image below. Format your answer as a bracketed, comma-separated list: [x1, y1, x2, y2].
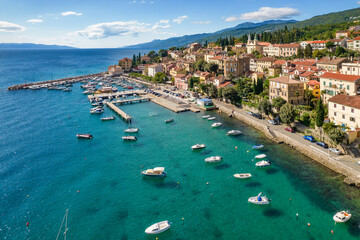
[215, 100, 360, 187]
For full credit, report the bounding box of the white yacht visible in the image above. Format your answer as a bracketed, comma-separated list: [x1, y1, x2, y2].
[124, 127, 139, 133]
[227, 130, 242, 136]
[122, 136, 137, 141]
[234, 173, 252, 179]
[145, 221, 171, 235]
[90, 108, 104, 114]
[333, 211, 352, 223]
[248, 192, 270, 205]
[142, 167, 167, 178]
[191, 144, 206, 150]
[207, 117, 216, 121]
[255, 160, 271, 167]
[211, 122, 222, 128]
[165, 118, 174, 123]
[205, 156, 222, 163]
[255, 154, 267, 159]
[101, 116, 115, 121]
[202, 115, 211, 119]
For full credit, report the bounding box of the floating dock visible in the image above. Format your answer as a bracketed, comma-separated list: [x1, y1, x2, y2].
[87, 90, 144, 101]
[106, 102, 132, 122]
[112, 97, 151, 105]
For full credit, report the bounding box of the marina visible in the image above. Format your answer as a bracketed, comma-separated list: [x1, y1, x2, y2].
[106, 102, 132, 122]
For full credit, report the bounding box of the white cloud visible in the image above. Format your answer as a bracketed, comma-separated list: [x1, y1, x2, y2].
[26, 19, 43, 24]
[358, 1, 360, 4]
[192, 21, 211, 24]
[160, 19, 169, 24]
[61, 11, 83, 16]
[72, 20, 170, 39]
[173, 15, 188, 24]
[225, 7, 300, 22]
[0, 21, 25, 32]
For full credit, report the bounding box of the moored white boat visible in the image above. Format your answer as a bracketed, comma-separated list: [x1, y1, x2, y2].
[145, 221, 171, 234]
[207, 117, 216, 121]
[122, 136, 137, 141]
[76, 134, 93, 139]
[248, 192, 270, 205]
[191, 144, 206, 150]
[227, 130, 242, 136]
[252, 144, 264, 149]
[333, 211, 352, 223]
[205, 156, 222, 163]
[255, 154, 267, 159]
[101, 116, 115, 121]
[142, 167, 167, 177]
[255, 160, 271, 167]
[165, 118, 174, 123]
[124, 127, 139, 133]
[234, 173, 252, 179]
[90, 108, 104, 114]
[211, 122, 222, 128]
[202, 115, 211, 119]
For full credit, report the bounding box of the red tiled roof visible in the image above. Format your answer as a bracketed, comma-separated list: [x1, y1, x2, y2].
[218, 82, 231, 88]
[119, 57, 132, 62]
[309, 40, 327, 44]
[354, 37, 360, 40]
[257, 57, 276, 62]
[274, 60, 286, 65]
[308, 80, 320, 87]
[320, 72, 360, 82]
[328, 94, 360, 109]
[299, 71, 314, 77]
[269, 76, 302, 84]
[258, 42, 271, 46]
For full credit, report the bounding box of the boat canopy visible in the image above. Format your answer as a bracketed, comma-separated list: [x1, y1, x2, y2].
[154, 167, 165, 172]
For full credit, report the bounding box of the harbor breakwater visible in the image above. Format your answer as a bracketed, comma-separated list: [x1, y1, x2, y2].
[214, 100, 360, 187]
[7, 72, 105, 90]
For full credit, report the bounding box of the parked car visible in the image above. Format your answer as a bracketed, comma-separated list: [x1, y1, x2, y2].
[268, 120, 279, 125]
[252, 113, 262, 119]
[284, 127, 295, 133]
[329, 148, 342, 155]
[246, 111, 253, 115]
[303, 135, 315, 142]
[316, 142, 328, 148]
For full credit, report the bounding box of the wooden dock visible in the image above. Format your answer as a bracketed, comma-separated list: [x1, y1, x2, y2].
[112, 97, 150, 105]
[106, 102, 132, 122]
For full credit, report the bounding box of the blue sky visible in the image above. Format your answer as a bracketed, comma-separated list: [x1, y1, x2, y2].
[0, 0, 359, 48]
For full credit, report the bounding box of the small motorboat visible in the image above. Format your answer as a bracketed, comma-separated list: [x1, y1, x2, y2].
[76, 134, 93, 139]
[165, 118, 174, 123]
[191, 144, 206, 150]
[90, 109, 104, 114]
[211, 122, 222, 128]
[252, 145, 264, 150]
[122, 136, 137, 141]
[62, 87, 72, 92]
[227, 130, 242, 136]
[255, 154, 267, 159]
[248, 192, 270, 205]
[124, 128, 139, 133]
[333, 211, 352, 223]
[205, 156, 222, 163]
[145, 221, 171, 235]
[83, 90, 96, 95]
[207, 117, 216, 121]
[234, 173, 252, 179]
[202, 115, 211, 119]
[101, 116, 116, 121]
[142, 167, 167, 177]
[92, 102, 104, 106]
[255, 160, 271, 167]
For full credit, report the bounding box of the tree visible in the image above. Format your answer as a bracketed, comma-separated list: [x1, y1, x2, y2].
[325, 41, 335, 49]
[218, 87, 224, 100]
[169, 47, 177, 51]
[205, 62, 219, 73]
[258, 99, 272, 116]
[297, 48, 304, 58]
[312, 50, 323, 59]
[335, 46, 346, 57]
[272, 97, 286, 111]
[304, 90, 314, 106]
[188, 77, 199, 89]
[158, 49, 168, 57]
[304, 44, 313, 58]
[194, 59, 206, 71]
[198, 83, 208, 94]
[328, 128, 345, 145]
[280, 103, 295, 125]
[153, 72, 168, 83]
[315, 98, 325, 140]
[223, 87, 240, 104]
[148, 50, 158, 60]
[208, 84, 218, 98]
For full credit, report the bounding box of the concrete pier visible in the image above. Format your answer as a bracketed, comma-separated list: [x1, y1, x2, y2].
[87, 90, 144, 101]
[112, 97, 150, 105]
[106, 102, 132, 122]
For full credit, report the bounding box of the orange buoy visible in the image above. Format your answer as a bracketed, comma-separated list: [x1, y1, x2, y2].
[26, 222, 29, 226]
[235, 146, 238, 149]
[331, 230, 334, 234]
[289, 198, 292, 201]
[77, 190, 80, 193]
[307, 223, 310, 226]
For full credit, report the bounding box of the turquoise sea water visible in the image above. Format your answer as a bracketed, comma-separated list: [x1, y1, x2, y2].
[1, 49, 360, 239]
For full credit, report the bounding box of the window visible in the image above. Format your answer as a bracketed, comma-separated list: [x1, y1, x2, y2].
[351, 108, 354, 113]
[350, 117, 355, 122]
[334, 112, 337, 116]
[342, 106, 345, 110]
[329, 82, 332, 87]
[347, 85, 349, 90]
[323, 81, 326, 86]
[334, 103, 337, 108]
[342, 114, 345, 119]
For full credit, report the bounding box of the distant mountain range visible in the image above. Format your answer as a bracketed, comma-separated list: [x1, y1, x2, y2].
[123, 7, 360, 49]
[0, 43, 76, 49]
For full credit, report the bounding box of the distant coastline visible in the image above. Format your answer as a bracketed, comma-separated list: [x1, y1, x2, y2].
[0, 43, 76, 50]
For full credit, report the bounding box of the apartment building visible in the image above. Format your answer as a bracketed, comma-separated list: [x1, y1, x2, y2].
[269, 76, 305, 105]
[328, 94, 360, 129]
[316, 57, 349, 72]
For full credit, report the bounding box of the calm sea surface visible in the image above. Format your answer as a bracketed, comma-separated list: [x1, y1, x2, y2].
[0, 49, 360, 240]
